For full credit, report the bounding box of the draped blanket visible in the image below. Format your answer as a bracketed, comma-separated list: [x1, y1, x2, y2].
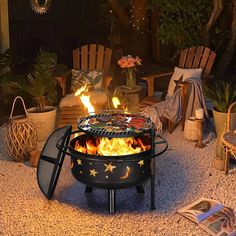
[140, 78, 209, 132]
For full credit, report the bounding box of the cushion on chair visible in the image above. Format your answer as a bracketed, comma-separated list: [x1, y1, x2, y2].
[71, 69, 103, 92]
[166, 67, 202, 98]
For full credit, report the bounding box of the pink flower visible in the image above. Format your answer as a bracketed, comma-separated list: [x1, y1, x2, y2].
[117, 55, 142, 69]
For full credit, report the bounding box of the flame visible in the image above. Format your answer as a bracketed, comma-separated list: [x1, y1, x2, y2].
[112, 97, 121, 109]
[112, 96, 129, 113]
[75, 84, 89, 96]
[80, 94, 95, 114]
[74, 136, 150, 156]
[75, 84, 94, 114]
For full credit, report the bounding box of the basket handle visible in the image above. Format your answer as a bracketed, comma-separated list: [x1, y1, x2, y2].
[227, 102, 236, 131]
[9, 96, 29, 119]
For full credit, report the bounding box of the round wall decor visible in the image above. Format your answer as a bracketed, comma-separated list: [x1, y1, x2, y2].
[29, 0, 52, 14]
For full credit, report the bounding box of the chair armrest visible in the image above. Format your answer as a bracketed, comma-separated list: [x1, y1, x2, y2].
[103, 75, 113, 89]
[56, 76, 66, 96]
[141, 72, 173, 97]
[203, 74, 214, 82]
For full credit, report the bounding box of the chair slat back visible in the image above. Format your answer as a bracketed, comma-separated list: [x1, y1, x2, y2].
[89, 44, 96, 70]
[192, 46, 204, 68]
[81, 45, 89, 70]
[73, 44, 112, 74]
[97, 45, 105, 70]
[178, 46, 216, 80]
[185, 47, 196, 68]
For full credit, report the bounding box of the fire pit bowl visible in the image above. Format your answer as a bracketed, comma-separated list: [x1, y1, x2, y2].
[69, 134, 152, 189]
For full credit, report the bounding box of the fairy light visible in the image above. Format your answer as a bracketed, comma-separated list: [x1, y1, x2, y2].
[109, 3, 151, 35]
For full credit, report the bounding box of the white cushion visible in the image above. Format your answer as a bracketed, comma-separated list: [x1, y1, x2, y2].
[166, 67, 202, 98]
[182, 68, 202, 81]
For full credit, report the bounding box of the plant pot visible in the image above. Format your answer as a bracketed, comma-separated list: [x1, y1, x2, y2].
[212, 108, 236, 137]
[213, 159, 225, 171]
[27, 106, 57, 141]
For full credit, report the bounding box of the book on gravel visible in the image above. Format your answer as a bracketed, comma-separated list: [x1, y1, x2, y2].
[178, 197, 236, 236]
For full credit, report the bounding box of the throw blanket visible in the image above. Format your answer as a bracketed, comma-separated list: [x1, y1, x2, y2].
[140, 77, 208, 132]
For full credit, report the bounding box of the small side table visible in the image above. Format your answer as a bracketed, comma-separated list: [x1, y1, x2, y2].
[118, 85, 142, 113]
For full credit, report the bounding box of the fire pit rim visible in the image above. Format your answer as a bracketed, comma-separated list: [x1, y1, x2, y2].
[56, 130, 168, 161]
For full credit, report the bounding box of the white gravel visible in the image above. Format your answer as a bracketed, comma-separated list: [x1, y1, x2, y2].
[0, 124, 236, 236]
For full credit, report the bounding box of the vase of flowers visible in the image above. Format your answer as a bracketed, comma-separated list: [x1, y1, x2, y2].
[118, 55, 142, 89]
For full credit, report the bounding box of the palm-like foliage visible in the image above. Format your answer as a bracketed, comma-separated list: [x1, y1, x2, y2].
[18, 49, 58, 111]
[203, 80, 236, 112]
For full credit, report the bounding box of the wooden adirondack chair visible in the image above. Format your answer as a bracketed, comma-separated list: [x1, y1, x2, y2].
[57, 44, 112, 96]
[140, 46, 216, 133]
[58, 44, 113, 130]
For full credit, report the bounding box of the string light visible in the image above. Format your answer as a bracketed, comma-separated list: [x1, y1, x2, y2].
[110, 2, 153, 35]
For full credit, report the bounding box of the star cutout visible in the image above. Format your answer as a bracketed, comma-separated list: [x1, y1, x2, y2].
[77, 159, 82, 165]
[104, 162, 117, 173]
[89, 169, 98, 177]
[138, 160, 144, 167]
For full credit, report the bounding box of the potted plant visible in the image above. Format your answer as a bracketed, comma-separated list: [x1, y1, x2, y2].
[203, 80, 236, 137]
[0, 49, 29, 124]
[203, 80, 236, 170]
[15, 49, 59, 141]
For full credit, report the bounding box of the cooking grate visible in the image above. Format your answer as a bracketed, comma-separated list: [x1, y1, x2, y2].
[77, 112, 154, 138]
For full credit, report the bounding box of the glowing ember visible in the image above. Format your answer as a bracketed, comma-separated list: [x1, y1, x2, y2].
[112, 97, 121, 109]
[75, 85, 95, 114]
[74, 136, 150, 156]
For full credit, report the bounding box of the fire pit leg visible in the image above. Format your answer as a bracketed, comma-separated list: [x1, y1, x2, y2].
[85, 186, 93, 193]
[151, 159, 156, 210]
[108, 189, 116, 213]
[136, 185, 145, 193]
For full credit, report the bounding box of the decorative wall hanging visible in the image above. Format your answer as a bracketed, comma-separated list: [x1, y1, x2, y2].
[29, 0, 52, 14]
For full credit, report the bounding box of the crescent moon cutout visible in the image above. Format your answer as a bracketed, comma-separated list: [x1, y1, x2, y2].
[120, 166, 131, 179]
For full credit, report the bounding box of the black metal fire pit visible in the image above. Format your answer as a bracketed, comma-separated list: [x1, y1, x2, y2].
[69, 133, 152, 189]
[37, 112, 168, 213]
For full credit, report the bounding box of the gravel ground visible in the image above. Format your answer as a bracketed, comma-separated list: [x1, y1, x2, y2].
[0, 124, 236, 236]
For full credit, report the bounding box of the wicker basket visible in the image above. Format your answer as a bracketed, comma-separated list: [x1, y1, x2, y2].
[4, 96, 38, 162]
[184, 118, 198, 141]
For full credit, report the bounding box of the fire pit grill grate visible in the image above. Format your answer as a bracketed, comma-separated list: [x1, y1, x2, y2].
[77, 112, 155, 138]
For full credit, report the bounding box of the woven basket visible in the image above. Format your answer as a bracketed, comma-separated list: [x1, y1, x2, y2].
[4, 96, 38, 162]
[184, 118, 198, 141]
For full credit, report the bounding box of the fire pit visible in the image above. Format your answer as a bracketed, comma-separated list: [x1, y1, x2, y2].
[60, 112, 167, 213]
[37, 111, 168, 213]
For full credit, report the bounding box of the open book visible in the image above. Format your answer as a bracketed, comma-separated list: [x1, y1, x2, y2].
[178, 198, 236, 236]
